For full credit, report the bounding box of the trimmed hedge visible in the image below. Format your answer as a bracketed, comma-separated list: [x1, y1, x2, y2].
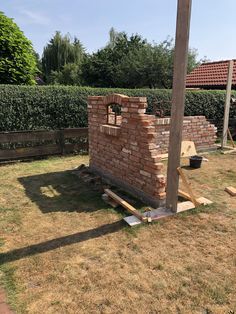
[0, 85, 235, 131]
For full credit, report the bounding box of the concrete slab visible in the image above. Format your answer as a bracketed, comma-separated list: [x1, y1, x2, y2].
[144, 208, 173, 221]
[123, 215, 142, 226]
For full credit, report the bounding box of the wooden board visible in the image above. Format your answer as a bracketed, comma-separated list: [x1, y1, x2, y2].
[180, 141, 197, 157]
[157, 141, 197, 160]
[0, 128, 89, 161]
[227, 128, 235, 148]
[225, 186, 236, 196]
[0, 144, 61, 160]
[177, 167, 200, 207]
[178, 189, 192, 200]
[63, 128, 88, 139]
[178, 190, 213, 205]
[196, 197, 213, 205]
[102, 194, 119, 208]
[104, 189, 147, 221]
[0, 130, 60, 143]
[177, 201, 195, 212]
[222, 148, 236, 155]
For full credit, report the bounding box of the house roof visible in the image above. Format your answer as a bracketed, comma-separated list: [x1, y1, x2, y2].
[186, 60, 236, 88]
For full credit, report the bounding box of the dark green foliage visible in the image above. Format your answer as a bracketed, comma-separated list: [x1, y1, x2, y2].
[42, 32, 85, 84]
[41, 28, 199, 88]
[0, 85, 235, 132]
[82, 30, 199, 89]
[0, 11, 37, 85]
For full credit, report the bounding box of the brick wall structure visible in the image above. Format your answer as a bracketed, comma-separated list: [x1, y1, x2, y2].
[156, 116, 217, 154]
[88, 94, 217, 208]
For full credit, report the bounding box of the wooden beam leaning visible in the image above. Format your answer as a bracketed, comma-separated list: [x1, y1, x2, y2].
[177, 167, 200, 207]
[222, 60, 234, 148]
[166, 0, 192, 212]
[104, 189, 147, 222]
[227, 128, 235, 148]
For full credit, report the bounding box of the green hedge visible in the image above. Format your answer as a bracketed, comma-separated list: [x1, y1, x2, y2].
[0, 85, 235, 131]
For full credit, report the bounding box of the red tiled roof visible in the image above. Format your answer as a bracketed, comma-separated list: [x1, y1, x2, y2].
[186, 60, 236, 88]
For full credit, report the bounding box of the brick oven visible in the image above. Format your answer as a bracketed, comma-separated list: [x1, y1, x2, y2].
[88, 94, 216, 207]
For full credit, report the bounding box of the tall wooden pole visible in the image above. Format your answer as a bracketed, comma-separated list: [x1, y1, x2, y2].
[222, 60, 234, 148]
[166, 0, 192, 212]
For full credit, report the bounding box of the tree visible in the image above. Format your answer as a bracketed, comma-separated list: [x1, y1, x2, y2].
[187, 48, 200, 73]
[42, 32, 85, 83]
[82, 30, 147, 87]
[48, 63, 81, 85]
[0, 11, 37, 85]
[82, 28, 200, 89]
[33, 51, 42, 75]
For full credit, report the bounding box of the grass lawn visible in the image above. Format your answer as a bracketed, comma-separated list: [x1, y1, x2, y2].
[0, 153, 235, 314]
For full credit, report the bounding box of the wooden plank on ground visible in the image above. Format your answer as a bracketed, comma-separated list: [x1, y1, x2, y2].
[178, 189, 191, 200]
[225, 186, 236, 196]
[0, 144, 61, 160]
[104, 189, 147, 221]
[178, 190, 212, 205]
[196, 197, 213, 205]
[177, 201, 195, 212]
[216, 144, 233, 149]
[222, 148, 236, 155]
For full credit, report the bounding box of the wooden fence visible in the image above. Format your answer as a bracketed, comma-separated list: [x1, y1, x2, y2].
[0, 128, 88, 161]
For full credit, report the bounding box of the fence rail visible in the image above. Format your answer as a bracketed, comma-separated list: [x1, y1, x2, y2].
[0, 128, 88, 161]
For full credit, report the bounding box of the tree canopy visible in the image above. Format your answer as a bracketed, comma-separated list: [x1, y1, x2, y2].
[0, 11, 37, 85]
[42, 31, 85, 84]
[40, 28, 200, 88]
[81, 30, 199, 89]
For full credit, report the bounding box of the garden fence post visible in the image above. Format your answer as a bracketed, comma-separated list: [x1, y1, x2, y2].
[222, 60, 234, 148]
[166, 0, 192, 212]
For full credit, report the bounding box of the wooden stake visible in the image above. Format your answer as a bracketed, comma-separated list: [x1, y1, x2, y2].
[166, 0, 192, 212]
[222, 60, 234, 148]
[177, 167, 200, 207]
[227, 128, 235, 148]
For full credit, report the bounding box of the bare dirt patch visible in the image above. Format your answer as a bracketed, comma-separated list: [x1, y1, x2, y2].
[0, 153, 235, 314]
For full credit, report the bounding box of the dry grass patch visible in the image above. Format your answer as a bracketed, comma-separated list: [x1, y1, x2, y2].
[0, 153, 235, 314]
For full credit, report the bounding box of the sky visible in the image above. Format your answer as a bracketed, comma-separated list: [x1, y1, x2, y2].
[1, 0, 236, 61]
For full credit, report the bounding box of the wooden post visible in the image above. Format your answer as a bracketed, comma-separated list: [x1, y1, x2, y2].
[166, 0, 192, 212]
[59, 129, 65, 155]
[222, 60, 234, 148]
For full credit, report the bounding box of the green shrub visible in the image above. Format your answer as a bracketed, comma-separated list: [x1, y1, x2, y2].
[0, 12, 37, 85]
[0, 85, 235, 131]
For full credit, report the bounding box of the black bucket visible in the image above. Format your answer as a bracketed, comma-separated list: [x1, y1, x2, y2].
[189, 155, 203, 169]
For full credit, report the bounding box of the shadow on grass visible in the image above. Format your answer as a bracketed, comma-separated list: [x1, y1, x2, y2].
[0, 220, 124, 264]
[18, 170, 107, 214]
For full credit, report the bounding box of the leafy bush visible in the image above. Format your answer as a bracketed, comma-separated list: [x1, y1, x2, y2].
[0, 85, 235, 131]
[0, 12, 37, 85]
